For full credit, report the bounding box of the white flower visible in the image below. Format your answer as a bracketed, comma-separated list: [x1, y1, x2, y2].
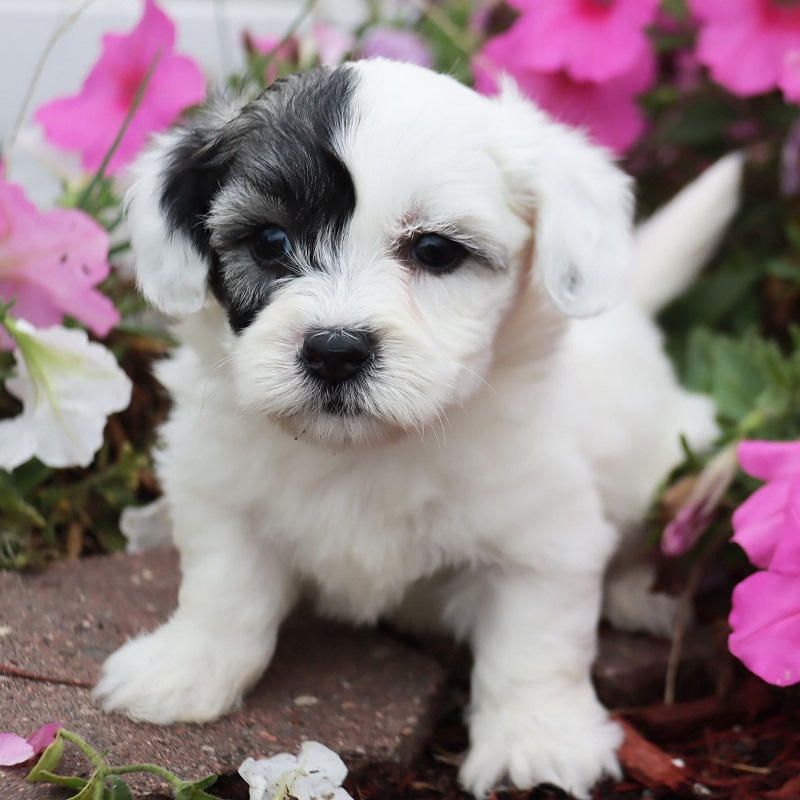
[0, 319, 132, 470]
[239, 742, 353, 800]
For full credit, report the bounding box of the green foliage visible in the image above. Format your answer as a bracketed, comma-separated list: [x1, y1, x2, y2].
[28, 731, 222, 800]
[681, 327, 800, 442]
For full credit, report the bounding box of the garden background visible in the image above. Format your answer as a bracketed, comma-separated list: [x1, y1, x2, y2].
[0, 1, 799, 799]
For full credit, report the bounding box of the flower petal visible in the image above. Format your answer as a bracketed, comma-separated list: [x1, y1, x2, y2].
[732, 478, 800, 573]
[729, 570, 800, 686]
[737, 440, 800, 483]
[34, 0, 205, 174]
[0, 177, 118, 343]
[0, 734, 35, 766]
[25, 722, 62, 755]
[1, 321, 132, 470]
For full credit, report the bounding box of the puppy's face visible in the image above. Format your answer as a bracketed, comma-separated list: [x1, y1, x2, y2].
[129, 60, 634, 447]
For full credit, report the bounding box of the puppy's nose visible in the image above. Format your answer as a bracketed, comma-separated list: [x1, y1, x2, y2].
[301, 329, 374, 384]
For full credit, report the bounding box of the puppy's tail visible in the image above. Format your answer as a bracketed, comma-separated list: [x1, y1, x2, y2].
[633, 152, 744, 315]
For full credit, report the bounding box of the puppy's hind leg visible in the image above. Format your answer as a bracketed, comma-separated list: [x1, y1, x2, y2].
[95, 500, 297, 724]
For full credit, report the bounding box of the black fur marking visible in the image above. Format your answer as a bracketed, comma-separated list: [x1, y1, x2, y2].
[158, 67, 359, 333]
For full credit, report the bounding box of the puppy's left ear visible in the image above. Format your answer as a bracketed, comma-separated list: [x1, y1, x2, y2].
[491, 81, 635, 318]
[125, 98, 247, 315]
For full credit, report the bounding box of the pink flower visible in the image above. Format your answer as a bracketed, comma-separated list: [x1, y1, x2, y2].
[662, 443, 739, 557]
[0, 722, 61, 767]
[474, 31, 656, 153]
[35, 0, 206, 175]
[729, 571, 800, 686]
[358, 27, 433, 68]
[732, 441, 800, 573]
[504, 0, 661, 83]
[0, 175, 118, 348]
[690, 0, 800, 102]
[310, 23, 354, 65]
[728, 440, 800, 686]
[246, 33, 300, 84]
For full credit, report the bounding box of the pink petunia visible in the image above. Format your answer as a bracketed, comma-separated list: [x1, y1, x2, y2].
[0, 176, 118, 348]
[728, 440, 800, 686]
[729, 571, 800, 686]
[247, 33, 301, 85]
[662, 443, 739, 557]
[35, 0, 206, 175]
[358, 27, 434, 68]
[0, 722, 61, 767]
[732, 440, 800, 573]
[732, 478, 800, 573]
[690, 0, 800, 102]
[474, 29, 656, 153]
[504, 0, 661, 83]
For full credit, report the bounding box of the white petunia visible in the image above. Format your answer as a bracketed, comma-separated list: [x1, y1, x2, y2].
[0, 319, 132, 471]
[239, 742, 353, 800]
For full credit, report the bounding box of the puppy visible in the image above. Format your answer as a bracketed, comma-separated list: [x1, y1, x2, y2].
[96, 59, 734, 798]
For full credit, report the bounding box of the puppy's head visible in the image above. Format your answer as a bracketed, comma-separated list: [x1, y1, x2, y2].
[128, 60, 633, 447]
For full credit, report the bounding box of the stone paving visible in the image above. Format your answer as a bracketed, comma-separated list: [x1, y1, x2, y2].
[0, 548, 713, 799]
[0, 548, 446, 799]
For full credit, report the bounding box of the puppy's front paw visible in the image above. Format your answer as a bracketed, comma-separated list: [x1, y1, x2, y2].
[94, 620, 269, 724]
[459, 691, 622, 799]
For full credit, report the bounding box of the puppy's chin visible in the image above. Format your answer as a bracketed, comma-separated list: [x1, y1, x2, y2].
[271, 409, 408, 450]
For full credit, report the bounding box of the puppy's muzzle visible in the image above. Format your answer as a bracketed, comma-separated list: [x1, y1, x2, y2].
[301, 329, 375, 385]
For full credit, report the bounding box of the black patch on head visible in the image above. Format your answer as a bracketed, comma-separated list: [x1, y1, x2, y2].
[158, 66, 359, 333]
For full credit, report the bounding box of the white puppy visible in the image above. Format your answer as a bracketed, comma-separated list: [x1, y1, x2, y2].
[96, 59, 738, 798]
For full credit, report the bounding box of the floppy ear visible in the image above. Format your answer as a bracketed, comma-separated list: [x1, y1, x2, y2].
[491, 81, 635, 318]
[125, 98, 246, 315]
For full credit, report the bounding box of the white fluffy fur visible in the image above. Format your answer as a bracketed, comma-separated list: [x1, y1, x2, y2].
[96, 61, 735, 799]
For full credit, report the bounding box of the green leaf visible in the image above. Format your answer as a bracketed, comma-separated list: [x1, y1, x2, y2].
[661, 100, 740, 146]
[710, 337, 765, 420]
[28, 772, 88, 791]
[173, 775, 221, 800]
[28, 736, 64, 778]
[105, 777, 134, 800]
[192, 775, 219, 791]
[67, 776, 102, 800]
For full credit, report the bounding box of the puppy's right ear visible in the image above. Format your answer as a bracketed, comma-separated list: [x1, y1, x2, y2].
[126, 99, 246, 315]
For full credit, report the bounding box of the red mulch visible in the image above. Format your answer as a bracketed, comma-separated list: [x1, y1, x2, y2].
[347, 676, 800, 800]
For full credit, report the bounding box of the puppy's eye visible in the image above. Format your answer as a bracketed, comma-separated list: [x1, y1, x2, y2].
[411, 234, 466, 272]
[250, 226, 292, 263]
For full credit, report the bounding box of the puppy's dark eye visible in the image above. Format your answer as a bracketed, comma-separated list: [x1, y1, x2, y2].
[411, 234, 466, 272]
[250, 226, 292, 264]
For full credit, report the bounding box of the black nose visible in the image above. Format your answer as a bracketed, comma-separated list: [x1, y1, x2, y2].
[301, 329, 375, 384]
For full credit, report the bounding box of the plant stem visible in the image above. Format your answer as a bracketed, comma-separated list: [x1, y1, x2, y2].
[262, 0, 317, 76]
[59, 730, 107, 770]
[106, 763, 185, 787]
[75, 50, 162, 211]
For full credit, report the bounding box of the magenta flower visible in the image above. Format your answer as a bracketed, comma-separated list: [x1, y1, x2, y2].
[729, 571, 800, 686]
[690, 0, 800, 102]
[0, 722, 61, 767]
[358, 27, 434, 68]
[247, 33, 301, 84]
[35, 0, 206, 175]
[731, 441, 800, 573]
[728, 440, 800, 686]
[661, 443, 739, 557]
[0, 175, 118, 349]
[311, 23, 355, 65]
[474, 32, 655, 153]
[504, 0, 661, 83]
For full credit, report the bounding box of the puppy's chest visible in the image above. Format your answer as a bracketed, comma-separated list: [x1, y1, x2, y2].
[251, 451, 467, 620]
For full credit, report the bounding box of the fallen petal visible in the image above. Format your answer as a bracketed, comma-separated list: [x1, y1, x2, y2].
[0, 733, 35, 766]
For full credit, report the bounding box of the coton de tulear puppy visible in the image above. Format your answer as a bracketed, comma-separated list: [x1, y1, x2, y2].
[96, 59, 741, 799]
